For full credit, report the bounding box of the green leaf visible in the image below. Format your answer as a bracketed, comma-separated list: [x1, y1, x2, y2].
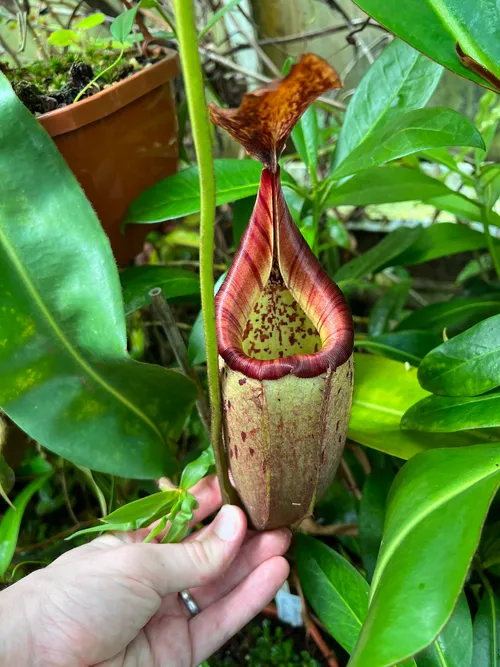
[232, 196, 255, 247]
[110, 6, 138, 44]
[472, 589, 500, 667]
[75, 13, 105, 30]
[353, 0, 500, 90]
[335, 227, 423, 282]
[355, 331, 441, 366]
[368, 280, 410, 337]
[292, 106, 319, 174]
[349, 354, 491, 459]
[333, 39, 442, 171]
[348, 443, 500, 667]
[126, 160, 296, 224]
[48, 29, 78, 47]
[0, 74, 197, 479]
[179, 447, 215, 490]
[295, 535, 369, 653]
[333, 108, 484, 180]
[359, 469, 395, 581]
[198, 0, 244, 39]
[187, 273, 226, 366]
[101, 490, 178, 529]
[0, 471, 52, 577]
[402, 390, 500, 432]
[418, 315, 500, 396]
[397, 295, 500, 333]
[161, 492, 198, 543]
[121, 266, 200, 315]
[385, 223, 496, 267]
[416, 593, 473, 667]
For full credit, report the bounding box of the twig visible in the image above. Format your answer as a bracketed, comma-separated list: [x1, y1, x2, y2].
[340, 457, 362, 501]
[233, 5, 280, 77]
[347, 443, 372, 475]
[0, 33, 21, 67]
[15, 522, 94, 554]
[262, 603, 339, 667]
[299, 517, 359, 536]
[149, 288, 211, 434]
[223, 24, 353, 54]
[59, 464, 79, 526]
[198, 45, 346, 111]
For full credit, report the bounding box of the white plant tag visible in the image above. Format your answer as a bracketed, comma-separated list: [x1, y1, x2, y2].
[275, 581, 303, 627]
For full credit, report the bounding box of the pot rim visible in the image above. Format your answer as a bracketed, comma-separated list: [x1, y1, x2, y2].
[38, 49, 179, 137]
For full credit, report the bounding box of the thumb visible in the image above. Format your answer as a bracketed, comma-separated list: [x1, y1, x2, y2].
[117, 505, 247, 597]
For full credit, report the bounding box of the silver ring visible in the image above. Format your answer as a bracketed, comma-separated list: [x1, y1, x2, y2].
[179, 589, 201, 617]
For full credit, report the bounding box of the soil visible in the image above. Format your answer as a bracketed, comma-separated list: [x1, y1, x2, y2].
[0, 50, 164, 115]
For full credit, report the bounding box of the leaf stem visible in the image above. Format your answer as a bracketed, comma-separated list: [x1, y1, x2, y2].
[73, 47, 124, 104]
[171, 0, 237, 506]
[481, 206, 500, 281]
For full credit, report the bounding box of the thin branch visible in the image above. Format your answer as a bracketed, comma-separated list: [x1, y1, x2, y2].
[340, 457, 362, 501]
[299, 517, 359, 536]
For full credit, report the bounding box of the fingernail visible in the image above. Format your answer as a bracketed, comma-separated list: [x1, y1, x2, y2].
[213, 505, 240, 541]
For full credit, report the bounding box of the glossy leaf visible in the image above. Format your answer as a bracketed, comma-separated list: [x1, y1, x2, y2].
[385, 223, 496, 268]
[101, 490, 178, 529]
[179, 447, 215, 491]
[418, 315, 500, 396]
[353, 0, 500, 90]
[359, 469, 395, 581]
[349, 354, 491, 459]
[0, 472, 52, 577]
[333, 39, 442, 170]
[0, 74, 197, 479]
[295, 534, 369, 653]
[110, 6, 138, 43]
[335, 227, 423, 282]
[397, 295, 500, 333]
[75, 13, 105, 30]
[472, 589, 500, 667]
[368, 280, 410, 337]
[402, 390, 500, 432]
[292, 106, 319, 173]
[48, 29, 78, 47]
[121, 266, 200, 315]
[355, 331, 441, 366]
[416, 593, 473, 667]
[126, 160, 295, 224]
[349, 443, 500, 667]
[333, 108, 484, 180]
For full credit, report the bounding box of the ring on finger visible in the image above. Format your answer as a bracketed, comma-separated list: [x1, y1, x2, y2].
[179, 589, 201, 617]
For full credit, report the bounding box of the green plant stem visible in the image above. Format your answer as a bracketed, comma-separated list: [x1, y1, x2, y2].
[154, 3, 178, 38]
[481, 206, 500, 281]
[476, 564, 497, 667]
[171, 0, 237, 506]
[73, 47, 124, 104]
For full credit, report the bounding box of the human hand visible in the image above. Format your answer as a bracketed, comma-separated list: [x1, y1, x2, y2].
[0, 476, 291, 667]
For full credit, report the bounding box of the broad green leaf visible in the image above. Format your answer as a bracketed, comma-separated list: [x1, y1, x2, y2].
[353, 0, 500, 90]
[385, 223, 496, 268]
[472, 589, 500, 667]
[179, 447, 215, 490]
[198, 0, 244, 39]
[48, 29, 78, 47]
[67, 522, 133, 540]
[102, 490, 178, 529]
[335, 227, 423, 282]
[368, 280, 410, 337]
[402, 390, 500, 432]
[232, 196, 255, 247]
[397, 295, 500, 333]
[333, 39, 442, 170]
[355, 331, 441, 366]
[110, 6, 138, 44]
[121, 266, 200, 315]
[348, 443, 500, 667]
[75, 13, 105, 30]
[295, 535, 369, 653]
[333, 108, 484, 180]
[416, 593, 473, 667]
[349, 354, 491, 459]
[0, 471, 52, 577]
[187, 273, 226, 366]
[359, 469, 395, 581]
[161, 492, 198, 543]
[292, 106, 319, 174]
[0, 74, 197, 479]
[126, 160, 295, 223]
[418, 315, 500, 396]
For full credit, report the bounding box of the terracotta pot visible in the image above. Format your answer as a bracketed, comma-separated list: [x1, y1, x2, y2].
[38, 51, 180, 265]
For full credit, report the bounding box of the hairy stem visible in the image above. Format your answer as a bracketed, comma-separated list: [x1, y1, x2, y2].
[171, 0, 236, 505]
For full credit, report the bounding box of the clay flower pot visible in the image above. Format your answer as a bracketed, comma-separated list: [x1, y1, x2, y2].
[38, 51, 180, 265]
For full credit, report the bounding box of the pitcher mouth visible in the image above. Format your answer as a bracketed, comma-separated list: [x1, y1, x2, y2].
[215, 169, 353, 381]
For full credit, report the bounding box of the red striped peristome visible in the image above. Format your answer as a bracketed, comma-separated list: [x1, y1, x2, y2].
[216, 168, 354, 381]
